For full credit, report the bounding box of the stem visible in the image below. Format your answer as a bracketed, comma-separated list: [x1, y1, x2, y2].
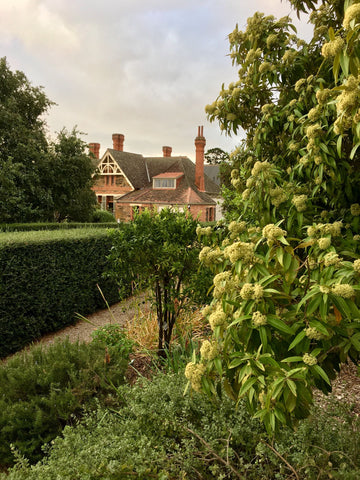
[261, 439, 300, 480]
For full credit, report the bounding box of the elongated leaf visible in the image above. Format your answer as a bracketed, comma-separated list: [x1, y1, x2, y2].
[281, 356, 303, 363]
[313, 365, 331, 384]
[287, 379, 297, 397]
[288, 330, 306, 350]
[267, 316, 294, 335]
[239, 377, 257, 397]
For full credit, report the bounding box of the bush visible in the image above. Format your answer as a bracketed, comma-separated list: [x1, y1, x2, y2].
[0, 229, 129, 357]
[91, 209, 117, 223]
[3, 371, 359, 479]
[0, 337, 130, 467]
[0, 222, 118, 232]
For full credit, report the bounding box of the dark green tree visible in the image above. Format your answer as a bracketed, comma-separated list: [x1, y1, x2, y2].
[0, 57, 53, 222]
[204, 147, 230, 165]
[48, 128, 97, 222]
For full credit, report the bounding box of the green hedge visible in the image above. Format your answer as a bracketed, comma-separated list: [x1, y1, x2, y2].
[0, 222, 119, 232]
[0, 228, 128, 357]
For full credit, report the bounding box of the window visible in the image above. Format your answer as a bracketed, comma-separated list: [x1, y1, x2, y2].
[153, 178, 175, 189]
[206, 207, 215, 222]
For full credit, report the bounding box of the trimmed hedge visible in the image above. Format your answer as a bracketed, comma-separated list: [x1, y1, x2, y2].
[0, 228, 129, 357]
[0, 222, 118, 232]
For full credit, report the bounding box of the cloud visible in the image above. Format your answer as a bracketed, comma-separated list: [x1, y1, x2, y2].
[0, 0, 312, 158]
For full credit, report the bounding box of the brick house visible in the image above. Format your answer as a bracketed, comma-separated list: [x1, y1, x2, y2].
[89, 127, 221, 222]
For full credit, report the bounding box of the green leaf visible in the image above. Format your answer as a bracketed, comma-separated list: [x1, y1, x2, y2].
[288, 330, 306, 351]
[238, 377, 258, 397]
[286, 379, 297, 397]
[267, 316, 294, 335]
[312, 365, 331, 385]
[259, 326, 268, 350]
[281, 356, 303, 363]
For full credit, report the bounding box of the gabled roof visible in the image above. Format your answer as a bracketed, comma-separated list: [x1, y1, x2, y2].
[98, 150, 220, 206]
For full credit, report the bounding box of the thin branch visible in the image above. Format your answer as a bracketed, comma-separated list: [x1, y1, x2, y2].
[185, 427, 244, 479]
[261, 439, 300, 480]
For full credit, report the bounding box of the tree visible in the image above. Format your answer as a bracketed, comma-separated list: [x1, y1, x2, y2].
[107, 209, 203, 356]
[204, 147, 230, 165]
[48, 128, 97, 222]
[0, 57, 53, 222]
[0, 58, 97, 223]
[186, 0, 360, 434]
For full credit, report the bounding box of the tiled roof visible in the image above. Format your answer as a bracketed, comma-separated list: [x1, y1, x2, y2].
[102, 150, 220, 205]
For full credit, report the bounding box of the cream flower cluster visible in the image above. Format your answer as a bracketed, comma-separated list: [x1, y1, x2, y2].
[308, 105, 321, 122]
[321, 37, 345, 58]
[251, 161, 272, 177]
[332, 284, 355, 298]
[224, 241, 255, 264]
[305, 326, 326, 340]
[252, 311, 267, 326]
[303, 353, 318, 366]
[200, 340, 219, 361]
[262, 224, 287, 243]
[343, 3, 360, 29]
[185, 362, 206, 392]
[228, 220, 247, 238]
[292, 194, 308, 212]
[295, 78, 306, 93]
[316, 88, 331, 105]
[318, 237, 331, 250]
[323, 252, 341, 267]
[213, 271, 236, 298]
[209, 306, 228, 330]
[353, 259, 360, 273]
[270, 187, 288, 208]
[282, 50, 297, 64]
[199, 246, 223, 266]
[307, 222, 342, 238]
[196, 226, 212, 237]
[240, 283, 264, 300]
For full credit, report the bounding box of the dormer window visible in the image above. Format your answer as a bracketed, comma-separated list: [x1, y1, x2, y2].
[153, 172, 183, 189]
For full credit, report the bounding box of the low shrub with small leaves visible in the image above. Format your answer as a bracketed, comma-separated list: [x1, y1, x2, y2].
[0, 337, 129, 467]
[2, 371, 359, 479]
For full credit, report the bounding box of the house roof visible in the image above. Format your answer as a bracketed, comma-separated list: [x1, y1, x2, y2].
[100, 150, 220, 206]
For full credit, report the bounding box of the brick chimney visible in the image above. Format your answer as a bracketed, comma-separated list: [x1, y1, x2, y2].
[162, 146, 172, 157]
[195, 126, 206, 192]
[88, 142, 100, 160]
[112, 133, 124, 151]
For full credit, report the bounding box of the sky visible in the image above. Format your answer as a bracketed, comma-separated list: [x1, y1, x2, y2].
[0, 0, 313, 160]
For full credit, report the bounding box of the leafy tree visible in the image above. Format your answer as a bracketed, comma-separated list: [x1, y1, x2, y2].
[0, 57, 53, 222]
[107, 209, 202, 356]
[204, 147, 230, 165]
[186, 0, 360, 434]
[48, 128, 97, 222]
[0, 58, 97, 223]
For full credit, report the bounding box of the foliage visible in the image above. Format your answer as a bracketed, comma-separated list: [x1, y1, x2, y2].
[47, 128, 97, 222]
[91, 324, 135, 359]
[0, 338, 129, 467]
[0, 57, 53, 222]
[186, 0, 360, 434]
[0, 222, 119, 232]
[0, 229, 125, 357]
[2, 372, 359, 479]
[91, 208, 117, 223]
[204, 147, 230, 165]
[107, 209, 203, 355]
[0, 58, 96, 223]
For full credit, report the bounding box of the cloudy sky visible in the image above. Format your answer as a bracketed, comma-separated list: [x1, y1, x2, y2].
[0, 0, 313, 160]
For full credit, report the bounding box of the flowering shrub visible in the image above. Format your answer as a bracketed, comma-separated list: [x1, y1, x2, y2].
[187, 220, 360, 433]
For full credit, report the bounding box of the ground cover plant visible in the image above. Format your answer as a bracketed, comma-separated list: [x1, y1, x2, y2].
[2, 371, 359, 479]
[0, 332, 131, 469]
[185, 0, 360, 434]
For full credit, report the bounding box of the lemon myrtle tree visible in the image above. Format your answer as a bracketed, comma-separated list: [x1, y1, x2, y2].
[185, 0, 360, 434]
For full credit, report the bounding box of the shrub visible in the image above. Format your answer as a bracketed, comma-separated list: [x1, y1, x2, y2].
[0, 338, 129, 467]
[91, 209, 117, 223]
[2, 372, 359, 479]
[0, 229, 128, 357]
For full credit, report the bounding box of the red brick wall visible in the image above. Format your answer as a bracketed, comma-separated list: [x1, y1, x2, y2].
[93, 175, 133, 196]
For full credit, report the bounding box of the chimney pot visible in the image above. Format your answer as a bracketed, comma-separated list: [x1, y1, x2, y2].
[89, 142, 100, 160]
[162, 146, 172, 157]
[112, 133, 124, 151]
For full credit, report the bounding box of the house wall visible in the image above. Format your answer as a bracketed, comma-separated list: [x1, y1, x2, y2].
[94, 175, 133, 196]
[114, 202, 215, 223]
